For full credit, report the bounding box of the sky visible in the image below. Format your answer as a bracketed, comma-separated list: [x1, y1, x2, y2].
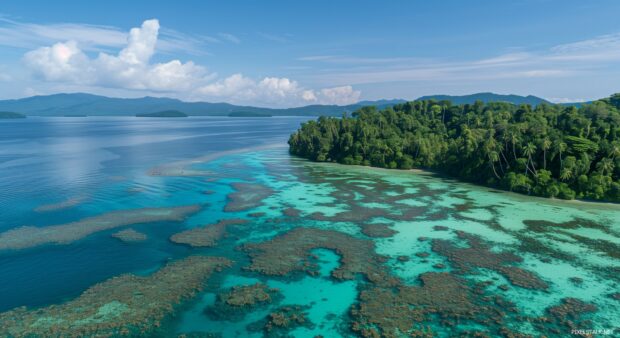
[0, 0, 619, 107]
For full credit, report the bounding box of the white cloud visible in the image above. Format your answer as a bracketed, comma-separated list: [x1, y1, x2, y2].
[20, 19, 361, 106]
[197, 74, 360, 106]
[23, 19, 209, 92]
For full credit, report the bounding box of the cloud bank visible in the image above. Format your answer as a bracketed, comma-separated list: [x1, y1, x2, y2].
[20, 19, 361, 107]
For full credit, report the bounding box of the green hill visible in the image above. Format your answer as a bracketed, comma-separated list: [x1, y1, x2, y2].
[0, 111, 26, 119]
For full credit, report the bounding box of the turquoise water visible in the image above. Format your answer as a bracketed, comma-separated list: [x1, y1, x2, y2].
[0, 117, 618, 336]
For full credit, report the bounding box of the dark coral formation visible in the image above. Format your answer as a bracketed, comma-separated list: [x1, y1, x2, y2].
[265, 305, 310, 333]
[205, 283, 281, 322]
[170, 219, 248, 247]
[224, 183, 274, 212]
[0, 205, 201, 251]
[525, 298, 600, 336]
[242, 227, 396, 286]
[111, 228, 147, 242]
[0, 256, 231, 337]
[524, 218, 620, 259]
[282, 207, 301, 217]
[221, 283, 279, 307]
[432, 231, 548, 289]
[360, 223, 397, 238]
[351, 272, 484, 337]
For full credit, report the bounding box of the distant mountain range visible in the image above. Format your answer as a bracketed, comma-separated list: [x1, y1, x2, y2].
[0, 92, 585, 117]
[416, 92, 552, 106]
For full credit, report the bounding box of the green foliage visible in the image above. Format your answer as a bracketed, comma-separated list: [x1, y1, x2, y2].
[289, 95, 620, 202]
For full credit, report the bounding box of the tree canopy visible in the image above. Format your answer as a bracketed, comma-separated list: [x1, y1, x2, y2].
[289, 94, 620, 202]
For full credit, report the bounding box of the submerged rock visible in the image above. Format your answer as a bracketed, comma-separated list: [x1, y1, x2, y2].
[0, 256, 231, 337]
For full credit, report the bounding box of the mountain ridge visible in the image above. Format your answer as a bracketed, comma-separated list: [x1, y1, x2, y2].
[0, 92, 584, 117]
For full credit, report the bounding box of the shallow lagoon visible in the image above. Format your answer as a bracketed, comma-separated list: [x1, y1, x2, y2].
[0, 117, 618, 336]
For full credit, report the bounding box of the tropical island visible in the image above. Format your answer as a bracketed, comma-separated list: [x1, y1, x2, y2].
[136, 110, 188, 117]
[289, 94, 620, 202]
[0, 111, 26, 119]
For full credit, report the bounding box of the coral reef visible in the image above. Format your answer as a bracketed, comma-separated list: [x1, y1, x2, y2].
[242, 227, 396, 286]
[204, 283, 281, 322]
[0, 205, 201, 251]
[432, 231, 548, 289]
[265, 305, 310, 333]
[0, 256, 231, 337]
[221, 283, 278, 307]
[224, 183, 274, 212]
[34, 196, 87, 212]
[111, 228, 147, 242]
[360, 223, 397, 238]
[351, 272, 481, 337]
[170, 219, 248, 247]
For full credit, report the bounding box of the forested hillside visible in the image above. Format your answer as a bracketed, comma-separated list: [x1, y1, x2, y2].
[289, 94, 620, 202]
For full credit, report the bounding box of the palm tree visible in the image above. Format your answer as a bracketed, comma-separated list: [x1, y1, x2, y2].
[488, 150, 501, 179]
[509, 130, 520, 161]
[610, 145, 620, 160]
[596, 158, 615, 175]
[560, 168, 573, 181]
[557, 141, 567, 169]
[541, 138, 551, 169]
[523, 142, 537, 176]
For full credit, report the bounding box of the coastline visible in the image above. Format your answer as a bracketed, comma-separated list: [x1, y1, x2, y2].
[293, 156, 620, 211]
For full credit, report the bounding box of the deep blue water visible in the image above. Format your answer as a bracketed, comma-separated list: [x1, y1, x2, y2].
[0, 116, 309, 311]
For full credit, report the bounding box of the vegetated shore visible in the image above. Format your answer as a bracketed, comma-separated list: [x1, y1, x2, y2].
[289, 95, 620, 203]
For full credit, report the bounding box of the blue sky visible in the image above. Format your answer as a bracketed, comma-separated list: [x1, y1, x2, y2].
[1, 0, 619, 106]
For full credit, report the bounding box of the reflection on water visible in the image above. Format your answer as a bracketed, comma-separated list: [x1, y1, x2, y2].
[0, 117, 618, 337]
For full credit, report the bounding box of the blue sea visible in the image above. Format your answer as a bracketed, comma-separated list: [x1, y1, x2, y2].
[0, 116, 618, 337]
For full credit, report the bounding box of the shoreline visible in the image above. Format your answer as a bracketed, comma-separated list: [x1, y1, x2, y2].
[291, 156, 620, 210]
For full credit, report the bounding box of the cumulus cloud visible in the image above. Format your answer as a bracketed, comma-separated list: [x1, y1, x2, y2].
[23, 19, 208, 92]
[197, 74, 360, 106]
[22, 19, 361, 106]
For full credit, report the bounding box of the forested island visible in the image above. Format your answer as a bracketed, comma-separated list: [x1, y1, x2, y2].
[0, 111, 26, 119]
[289, 94, 620, 202]
[136, 110, 187, 117]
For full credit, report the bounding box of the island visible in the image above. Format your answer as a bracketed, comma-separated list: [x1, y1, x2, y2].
[228, 111, 272, 117]
[136, 110, 188, 117]
[0, 111, 26, 119]
[289, 94, 620, 202]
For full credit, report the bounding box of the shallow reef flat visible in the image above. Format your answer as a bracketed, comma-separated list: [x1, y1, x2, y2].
[170, 219, 248, 247]
[34, 195, 88, 212]
[224, 183, 274, 212]
[0, 205, 200, 251]
[3, 147, 619, 337]
[0, 255, 231, 337]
